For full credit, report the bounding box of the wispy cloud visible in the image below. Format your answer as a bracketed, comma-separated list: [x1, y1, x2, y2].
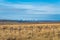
[0, 3, 60, 14]
[0, 0, 60, 20]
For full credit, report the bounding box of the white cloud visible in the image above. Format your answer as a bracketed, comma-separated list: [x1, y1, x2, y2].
[0, 3, 60, 14]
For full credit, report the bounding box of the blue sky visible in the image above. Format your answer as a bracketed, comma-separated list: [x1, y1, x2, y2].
[0, 0, 60, 20]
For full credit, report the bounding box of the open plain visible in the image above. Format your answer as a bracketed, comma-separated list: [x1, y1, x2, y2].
[0, 22, 60, 40]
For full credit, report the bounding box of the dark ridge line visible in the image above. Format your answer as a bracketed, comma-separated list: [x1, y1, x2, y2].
[0, 20, 60, 23]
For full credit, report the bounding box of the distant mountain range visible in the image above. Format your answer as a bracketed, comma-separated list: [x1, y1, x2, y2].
[0, 19, 60, 23]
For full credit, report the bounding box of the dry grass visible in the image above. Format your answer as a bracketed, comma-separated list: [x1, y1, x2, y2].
[0, 22, 60, 40]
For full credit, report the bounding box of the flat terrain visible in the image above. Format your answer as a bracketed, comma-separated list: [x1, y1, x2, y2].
[0, 22, 60, 40]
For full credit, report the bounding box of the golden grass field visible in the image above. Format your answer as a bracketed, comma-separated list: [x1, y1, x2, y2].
[0, 22, 60, 40]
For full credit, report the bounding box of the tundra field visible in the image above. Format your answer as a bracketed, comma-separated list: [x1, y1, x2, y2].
[0, 22, 60, 40]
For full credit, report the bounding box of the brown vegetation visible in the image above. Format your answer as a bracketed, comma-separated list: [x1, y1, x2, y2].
[0, 22, 60, 40]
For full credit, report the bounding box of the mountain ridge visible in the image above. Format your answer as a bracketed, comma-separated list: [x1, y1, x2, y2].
[0, 20, 60, 22]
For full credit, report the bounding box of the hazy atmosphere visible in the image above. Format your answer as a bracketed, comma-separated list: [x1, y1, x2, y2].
[0, 0, 60, 20]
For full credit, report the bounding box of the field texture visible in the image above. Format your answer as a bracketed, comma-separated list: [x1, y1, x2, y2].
[0, 23, 60, 40]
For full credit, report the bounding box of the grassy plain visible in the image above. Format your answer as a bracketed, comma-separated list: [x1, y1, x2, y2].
[0, 22, 60, 40]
